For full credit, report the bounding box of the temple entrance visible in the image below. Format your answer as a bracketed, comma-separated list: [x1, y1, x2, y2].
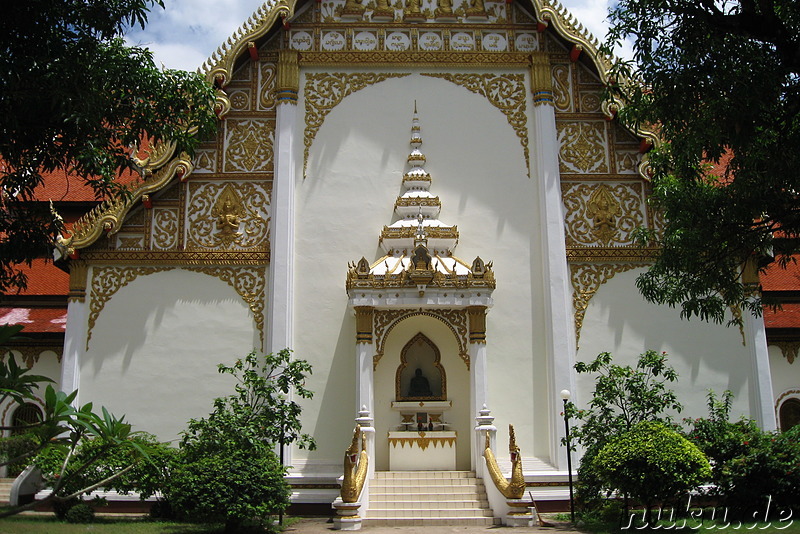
[372, 315, 471, 471]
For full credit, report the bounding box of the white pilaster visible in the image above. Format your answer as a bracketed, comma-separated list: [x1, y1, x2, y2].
[531, 78, 578, 470]
[355, 344, 375, 426]
[61, 298, 88, 403]
[470, 342, 489, 471]
[744, 311, 777, 430]
[267, 101, 297, 353]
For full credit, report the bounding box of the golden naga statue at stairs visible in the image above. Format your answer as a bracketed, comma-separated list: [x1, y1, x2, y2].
[483, 424, 525, 499]
[340, 425, 369, 503]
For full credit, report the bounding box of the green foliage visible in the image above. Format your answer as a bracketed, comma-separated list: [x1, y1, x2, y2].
[35, 434, 173, 502]
[64, 503, 96, 524]
[0, 1, 217, 294]
[0, 326, 55, 406]
[567, 351, 682, 510]
[168, 447, 289, 532]
[684, 391, 800, 518]
[602, 0, 800, 323]
[593, 421, 711, 526]
[168, 350, 314, 532]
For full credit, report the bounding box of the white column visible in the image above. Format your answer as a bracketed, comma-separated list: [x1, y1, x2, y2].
[61, 299, 88, 402]
[268, 51, 300, 467]
[266, 99, 297, 354]
[531, 52, 578, 471]
[744, 311, 777, 430]
[355, 343, 374, 422]
[470, 342, 489, 472]
[60, 261, 91, 403]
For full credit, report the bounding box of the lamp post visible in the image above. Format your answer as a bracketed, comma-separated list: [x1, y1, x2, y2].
[560, 389, 575, 523]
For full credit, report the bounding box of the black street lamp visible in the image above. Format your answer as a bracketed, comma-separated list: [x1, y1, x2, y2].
[560, 389, 575, 523]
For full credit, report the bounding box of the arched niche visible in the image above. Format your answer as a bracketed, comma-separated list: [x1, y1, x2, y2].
[779, 397, 800, 431]
[395, 332, 446, 401]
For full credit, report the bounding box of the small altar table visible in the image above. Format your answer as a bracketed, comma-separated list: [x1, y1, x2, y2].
[387, 431, 457, 470]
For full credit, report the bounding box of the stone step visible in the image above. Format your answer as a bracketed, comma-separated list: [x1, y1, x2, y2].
[368, 507, 494, 518]
[371, 504, 492, 511]
[366, 516, 498, 527]
[371, 491, 485, 501]
[375, 471, 475, 480]
[372, 477, 482, 486]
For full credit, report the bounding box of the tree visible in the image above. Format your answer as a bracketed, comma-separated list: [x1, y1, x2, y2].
[168, 350, 315, 532]
[566, 350, 682, 511]
[603, 0, 800, 323]
[0, 0, 217, 295]
[594, 421, 711, 527]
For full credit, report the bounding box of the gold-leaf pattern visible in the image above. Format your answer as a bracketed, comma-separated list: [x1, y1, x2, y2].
[421, 72, 529, 175]
[552, 64, 571, 112]
[193, 149, 216, 173]
[557, 121, 608, 173]
[223, 119, 275, 173]
[561, 182, 644, 247]
[187, 182, 271, 251]
[259, 62, 277, 111]
[303, 72, 411, 176]
[152, 208, 179, 250]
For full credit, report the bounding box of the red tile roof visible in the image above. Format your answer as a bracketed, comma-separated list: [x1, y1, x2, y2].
[9, 260, 69, 296]
[33, 168, 142, 202]
[761, 260, 800, 292]
[764, 303, 800, 329]
[0, 307, 67, 333]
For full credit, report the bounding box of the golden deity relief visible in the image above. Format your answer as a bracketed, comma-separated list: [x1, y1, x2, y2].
[585, 185, 622, 245]
[211, 185, 247, 248]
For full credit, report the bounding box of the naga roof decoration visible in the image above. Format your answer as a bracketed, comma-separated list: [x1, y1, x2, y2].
[59, 0, 658, 256]
[346, 106, 495, 294]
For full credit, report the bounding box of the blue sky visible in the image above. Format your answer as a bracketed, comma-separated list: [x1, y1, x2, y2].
[126, 0, 615, 71]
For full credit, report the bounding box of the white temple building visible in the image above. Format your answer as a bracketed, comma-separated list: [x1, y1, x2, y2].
[4, 0, 799, 524]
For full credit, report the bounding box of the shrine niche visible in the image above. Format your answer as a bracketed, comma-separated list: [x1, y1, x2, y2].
[396, 332, 446, 401]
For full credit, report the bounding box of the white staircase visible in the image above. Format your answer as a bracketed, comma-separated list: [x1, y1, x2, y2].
[367, 471, 498, 526]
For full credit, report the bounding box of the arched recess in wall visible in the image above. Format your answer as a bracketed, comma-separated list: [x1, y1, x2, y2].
[86, 266, 267, 351]
[779, 396, 800, 431]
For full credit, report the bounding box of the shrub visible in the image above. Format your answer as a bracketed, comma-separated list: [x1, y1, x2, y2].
[168, 446, 290, 532]
[567, 350, 682, 511]
[593, 421, 711, 526]
[64, 502, 95, 523]
[685, 392, 800, 519]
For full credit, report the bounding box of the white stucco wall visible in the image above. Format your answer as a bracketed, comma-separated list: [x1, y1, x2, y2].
[576, 268, 761, 422]
[292, 71, 551, 470]
[78, 268, 261, 442]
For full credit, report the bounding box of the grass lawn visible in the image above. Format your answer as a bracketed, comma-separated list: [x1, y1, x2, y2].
[0, 515, 229, 533]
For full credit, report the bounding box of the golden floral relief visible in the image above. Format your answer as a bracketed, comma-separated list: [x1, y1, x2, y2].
[223, 119, 275, 173]
[580, 91, 602, 113]
[561, 182, 644, 247]
[116, 235, 144, 250]
[229, 89, 250, 111]
[259, 62, 277, 111]
[552, 64, 572, 112]
[193, 149, 216, 174]
[187, 182, 271, 251]
[557, 121, 609, 174]
[151, 208, 179, 250]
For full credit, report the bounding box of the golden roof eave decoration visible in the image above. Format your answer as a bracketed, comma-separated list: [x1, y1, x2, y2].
[346, 255, 496, 291]
[56, 145, 193, 257]
[196, 0, 658, 161]
[380, 226, 459, 241]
